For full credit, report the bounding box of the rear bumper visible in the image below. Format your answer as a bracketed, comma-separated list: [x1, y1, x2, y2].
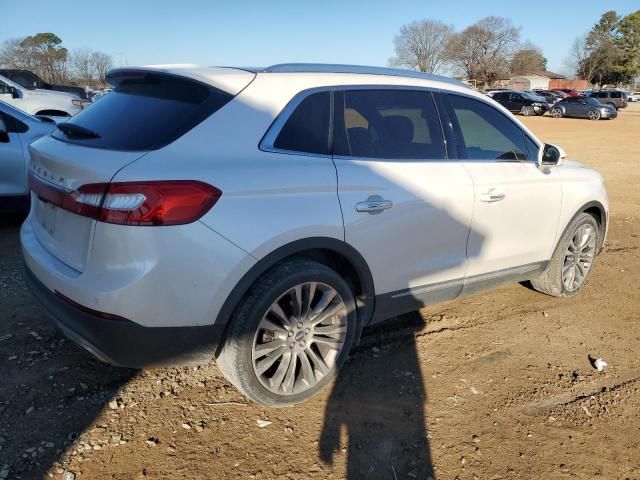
[24, 266, 224, 368]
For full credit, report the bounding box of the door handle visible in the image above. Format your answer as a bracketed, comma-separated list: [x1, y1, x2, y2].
[356, 199, 393, 213]
[480, 190, 506, 202]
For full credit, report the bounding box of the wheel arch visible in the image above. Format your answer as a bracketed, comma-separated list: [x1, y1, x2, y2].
[571, 201, 607, 252]
[35, 109, 71, 117]
[214, 237, 375, 355]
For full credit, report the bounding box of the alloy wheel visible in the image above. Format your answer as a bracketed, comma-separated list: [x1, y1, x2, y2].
[522, 106, 534, 116]
[551, 108, 562, 118]
[251, 282, 348, 395]
[588, 110, 601, 120]
[562, 224, 596, 292]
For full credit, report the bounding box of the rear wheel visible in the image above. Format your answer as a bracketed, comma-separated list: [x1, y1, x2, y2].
[607, 102, 617, 109]
[588, 109, 601, 121]
[521, 105, 535, 116]
[217, 259, 358, 406]
[531, 213, 599, 297]
[551, 107, 563, 118]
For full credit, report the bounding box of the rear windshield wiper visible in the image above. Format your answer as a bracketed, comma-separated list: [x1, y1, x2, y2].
[57, 122, 100, 139]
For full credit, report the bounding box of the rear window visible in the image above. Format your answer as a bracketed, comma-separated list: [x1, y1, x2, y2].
[611, 92, 622, 98]
[52, 72, 233, 151]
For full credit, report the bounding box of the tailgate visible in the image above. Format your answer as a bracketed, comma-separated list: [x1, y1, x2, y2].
[29, 136, 146, 272]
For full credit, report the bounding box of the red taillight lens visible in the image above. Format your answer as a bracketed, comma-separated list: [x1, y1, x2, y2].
[30, 174, 221, 226]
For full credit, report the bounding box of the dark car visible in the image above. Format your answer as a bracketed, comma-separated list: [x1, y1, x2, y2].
[491, 90, 550, 116]
[589, 90, 628, 110]
[0, 69, 88, 100]
[550, 96, 617, 120]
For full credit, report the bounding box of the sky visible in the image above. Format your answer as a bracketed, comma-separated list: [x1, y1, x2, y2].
[1, 0, 638, 74]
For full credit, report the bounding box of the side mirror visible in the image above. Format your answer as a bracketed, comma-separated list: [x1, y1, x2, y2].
[0, 116, 9, 143]
[8, 86, 20, 98]
[538, 143, 567, 167]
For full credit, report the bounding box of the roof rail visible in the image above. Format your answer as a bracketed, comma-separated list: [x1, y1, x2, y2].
[259, 63, 468, 87]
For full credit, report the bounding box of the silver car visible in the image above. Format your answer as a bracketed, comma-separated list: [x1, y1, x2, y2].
[550, 97, 617, 120]
[0, 101, 57, 212]
[22, 64, 609, 406]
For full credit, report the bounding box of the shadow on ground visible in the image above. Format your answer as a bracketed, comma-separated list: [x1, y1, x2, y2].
[0, 216, 135, 479]
[319, 311, 434, 479]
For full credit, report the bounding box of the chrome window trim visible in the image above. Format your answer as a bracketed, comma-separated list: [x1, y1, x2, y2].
[260, 84, 451, 161]
[259, 86, 334, 158]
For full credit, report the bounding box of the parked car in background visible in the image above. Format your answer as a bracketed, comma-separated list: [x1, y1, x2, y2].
[551, 88, 580, 97]
[22, 64, 609, 406]
[0, 101, 57, 212]
[626, 91, 639, 102]
[550, 96, 617, 120]
[0, 69, 88, 100]
[491, 90, 550, 116]
[530, 90, 562, 104]
[89, 89, 112, 102]
[0, 74, 82, 117]
[484, 88, 509, 96]
[589, 90, 628, 109]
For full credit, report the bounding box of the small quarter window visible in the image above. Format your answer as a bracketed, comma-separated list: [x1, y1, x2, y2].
[273, 91, 330, 155]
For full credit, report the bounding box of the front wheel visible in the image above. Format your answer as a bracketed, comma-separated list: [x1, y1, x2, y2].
[521, 105, 535, 116]
[531, 213, 599, 297]
[588, 109, 601, 121]
[216, 259, 359, 406]
[551, 107, 563, 118]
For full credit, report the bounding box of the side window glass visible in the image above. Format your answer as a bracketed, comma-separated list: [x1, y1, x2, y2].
[335, 89, 445, 160]
[273, 91, 330, 155]
[525, 135, 539, 161]
[447, 94, 527, 161]
[611, 92, 621, 99]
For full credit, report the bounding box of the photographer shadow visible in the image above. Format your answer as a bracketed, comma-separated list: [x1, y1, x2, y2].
[319, 311, 434, 479]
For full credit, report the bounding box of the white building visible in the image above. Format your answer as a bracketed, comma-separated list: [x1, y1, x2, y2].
[507, 74, 550, 91]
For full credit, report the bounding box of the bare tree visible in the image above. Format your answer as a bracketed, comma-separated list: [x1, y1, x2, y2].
[0, 38, 25, 68]
[72, 48, 94, 86]
[91, 51, 113, 85]
[566, 34, 599, 83]
[447, 16, 520, 85]
[510, 42, 546, 75]
[388, 20, 454, 73]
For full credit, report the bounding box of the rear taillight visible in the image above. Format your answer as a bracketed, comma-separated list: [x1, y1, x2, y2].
[29, 174, 221, 226]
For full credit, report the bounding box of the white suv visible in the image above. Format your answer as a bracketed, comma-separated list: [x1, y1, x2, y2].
[21, 64, 608, 406]
[0, 74, 82, 117]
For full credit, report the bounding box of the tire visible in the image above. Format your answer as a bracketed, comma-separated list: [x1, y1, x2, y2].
[551, 107, 563, 118]
[588, 109, 601, 121]
[521, 105, 534, 116]
[217, 259, 359, 406]
[607, 102, 617, 110]
[531, 213, 599, 298]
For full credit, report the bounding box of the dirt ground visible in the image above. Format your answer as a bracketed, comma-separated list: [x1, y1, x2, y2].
[1, 103, 639, 480]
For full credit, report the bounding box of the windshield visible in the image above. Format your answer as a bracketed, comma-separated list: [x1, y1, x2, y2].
[1, 70, 41, 88]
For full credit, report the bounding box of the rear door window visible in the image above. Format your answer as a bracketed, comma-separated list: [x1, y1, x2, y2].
[333, 89, 445, 160]
[445, 94, 528, 161]
[272, 91, 330, 155]
[52, 72, 233, 151]
[611, 92, 622, 98]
